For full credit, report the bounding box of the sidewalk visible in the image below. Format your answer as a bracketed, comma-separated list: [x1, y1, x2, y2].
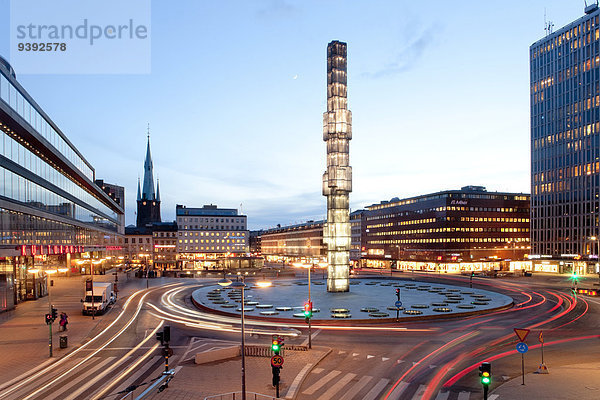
[492, 362, 600, 399]
[0, 269, 151, 383]
[148, 346, 331, 400]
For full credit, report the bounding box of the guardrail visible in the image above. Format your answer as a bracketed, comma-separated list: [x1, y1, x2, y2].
[243, 344, 308, 357]
[204, 391, 276, 400]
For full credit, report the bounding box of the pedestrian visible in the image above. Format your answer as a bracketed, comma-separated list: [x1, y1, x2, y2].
[59, 312, 68, 331]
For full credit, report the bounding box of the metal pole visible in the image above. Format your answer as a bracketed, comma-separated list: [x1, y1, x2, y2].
[48, 273, 52, 357]
[521, 353, 525, 385]
[91, 259, 95, 320]
[483, 385, 488, 400]
[541, 341, 544, 364]
[146, 257, 149, 289]
[308, 264, 312, 349]
[241, 279, 246, 400]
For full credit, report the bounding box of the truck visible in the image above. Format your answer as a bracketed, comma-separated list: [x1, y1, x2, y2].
[82, 282, 116, 315]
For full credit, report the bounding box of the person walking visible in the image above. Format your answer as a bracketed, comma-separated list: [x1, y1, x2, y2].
[59, 312, 68, 331]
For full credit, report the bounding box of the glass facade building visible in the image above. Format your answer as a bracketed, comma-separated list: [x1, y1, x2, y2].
[0, 57, 124, 312]
[530, 6, 600, 261]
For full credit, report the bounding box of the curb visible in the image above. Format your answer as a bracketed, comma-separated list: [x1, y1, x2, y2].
[283, 346, 332, 400]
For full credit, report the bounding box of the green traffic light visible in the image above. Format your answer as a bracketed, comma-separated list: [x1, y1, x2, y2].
[482, 376, 490, 384]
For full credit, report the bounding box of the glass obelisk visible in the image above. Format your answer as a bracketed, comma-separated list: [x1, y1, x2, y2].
[322, 40, 352, 292]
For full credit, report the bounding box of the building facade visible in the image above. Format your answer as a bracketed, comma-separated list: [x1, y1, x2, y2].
[260, 220, 326, 263]
[0, 57, 124, 312]
[176, 204, 249, 269]
[530, 5, 600, 274]
[363, 187, 530, 266]
[350, 210, 366, 264]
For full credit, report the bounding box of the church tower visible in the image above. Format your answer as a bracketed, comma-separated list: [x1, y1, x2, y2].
[136, 133, 161, 227]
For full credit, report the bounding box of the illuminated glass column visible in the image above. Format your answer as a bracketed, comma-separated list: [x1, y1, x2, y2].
[322, 40, 352, 292]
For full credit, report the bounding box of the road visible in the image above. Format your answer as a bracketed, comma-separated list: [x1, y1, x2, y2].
[0, 272, 596, 400]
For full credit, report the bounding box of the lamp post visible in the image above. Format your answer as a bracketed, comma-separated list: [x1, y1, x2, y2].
[90, 258, 95, 320]
[218, 277, 247, 400]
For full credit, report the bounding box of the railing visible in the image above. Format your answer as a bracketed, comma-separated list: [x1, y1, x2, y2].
[243, 344, 307, 357]
[204, 391, 276, 400]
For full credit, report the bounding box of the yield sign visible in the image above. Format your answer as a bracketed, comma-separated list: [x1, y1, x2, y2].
[514, 328, 530, 342]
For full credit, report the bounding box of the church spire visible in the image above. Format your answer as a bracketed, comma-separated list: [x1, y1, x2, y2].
[141, 126, 156, 200]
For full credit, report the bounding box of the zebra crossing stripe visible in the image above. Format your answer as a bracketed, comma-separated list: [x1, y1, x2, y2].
[315, 373, 356, 400]
[362, 378, 391, 400]
[386, 381, 410, 400]
[42, 357, 116, 400]
[457, 391, 470, 400]
[434, 391, 450, 400]
[301, 370, 341, 395]
[63, 357, 132, 400]
[410, 384, 427, 400]
[338, 375, 373, 400]
[488, 395, 499, 400]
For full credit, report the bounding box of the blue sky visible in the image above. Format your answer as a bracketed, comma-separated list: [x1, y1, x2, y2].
[0, 1, 587, 229]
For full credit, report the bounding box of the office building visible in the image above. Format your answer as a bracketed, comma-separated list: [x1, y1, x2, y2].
[530, 4, 600, 274]
[0, 56, 124, 311]
[363, 186, 530, 267]
[260, 220, 326, 263]
[350, 210, 366, 264]
[176, 204, 250, 269]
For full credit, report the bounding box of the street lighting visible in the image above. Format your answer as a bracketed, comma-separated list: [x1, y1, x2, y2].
[218, 277, 247, 400]
[300, 263, 313, 349]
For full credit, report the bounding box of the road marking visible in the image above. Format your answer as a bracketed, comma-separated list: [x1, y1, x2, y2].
[382, 357, 390, 362]
[62, 356, 133, 400]
[386, 381, 410, 400]
[0, 358, 55, 393]
[283, 363, 312, 400]
[429, 364, 437, 369]
[43, 357, 116, 400]
[502, 375, 510, 381]
[311, 368, 324, 374]
[362, 378, 391, 400]
[488, 395, 499, 400]
[316, 372, 356, 400]
[338, 375, 372, 400]
[411, 384, 427, 400]
[457, 391, 470, 400]
[301, 370, 341, 395]
[352, 353, 360, 357]
[110, 356, 162, 397]
[434, 391, 450, 400]
[397, 360, 405, 364]
[338, 350, 346, 354]
[367, 355, 375, 359]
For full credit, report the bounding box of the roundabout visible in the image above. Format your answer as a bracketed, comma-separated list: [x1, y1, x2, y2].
[191, 277, 514, 322]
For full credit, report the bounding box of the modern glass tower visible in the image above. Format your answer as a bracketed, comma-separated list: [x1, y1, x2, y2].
[322, 41, 352, 292]
[530, 4, 600, 265]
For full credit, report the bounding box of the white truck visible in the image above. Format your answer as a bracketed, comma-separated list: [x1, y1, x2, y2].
[82, 282, 116, 315]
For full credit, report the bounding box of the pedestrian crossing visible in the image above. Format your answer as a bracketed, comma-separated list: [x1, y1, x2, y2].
[0, 353, 175, 400]
[299, 368, 492, 400]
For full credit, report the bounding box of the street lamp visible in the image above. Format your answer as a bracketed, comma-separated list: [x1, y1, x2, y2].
[218, 277, 247, 400]
[300, 263, 313, 349]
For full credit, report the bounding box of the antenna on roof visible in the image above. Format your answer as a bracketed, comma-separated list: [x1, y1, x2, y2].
[544, 9, 554, 36]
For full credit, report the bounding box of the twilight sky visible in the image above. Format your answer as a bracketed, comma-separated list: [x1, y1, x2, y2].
[0, 1, 586, 230]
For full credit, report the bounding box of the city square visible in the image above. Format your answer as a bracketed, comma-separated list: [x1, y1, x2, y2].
[1, 1, 600, 399]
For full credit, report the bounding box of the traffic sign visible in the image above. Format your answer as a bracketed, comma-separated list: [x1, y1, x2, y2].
[271, 355, 284, 368]
[395, 300, 403, 308]
[514, 328, 530, 342]
[538, 331, 544, 343]
[516, 342, 528, 353]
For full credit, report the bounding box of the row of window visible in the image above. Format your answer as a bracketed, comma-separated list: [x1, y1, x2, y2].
[181, 246, 245, 252]
[369, 227, 530, 236]
[180, 239, 245, 244]
[178, 217, 244, 224]
[0, 165, 117, 231]
[369, 237, 531, 245]
[180, 231, 246, 237]
[0, 71, 93, 180]
[183, 225, 244, 231]
[1, 128, 119, 221]
[532, 15, 599, 59]
[367, 206, 529, 221]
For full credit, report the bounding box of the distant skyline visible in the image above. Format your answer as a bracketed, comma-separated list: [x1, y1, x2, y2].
[0, 1, 585, 230]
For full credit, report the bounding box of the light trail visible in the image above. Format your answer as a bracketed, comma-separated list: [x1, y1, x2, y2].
[383, 331, 478, 400]
[442, 334, 600, 388]
[90, 324, 164, 400]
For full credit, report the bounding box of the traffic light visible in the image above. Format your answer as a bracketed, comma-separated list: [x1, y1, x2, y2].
[45, 313, 53, 325]
[303, 301, 312, 319]
[479, 362, 491, 386]
[163, 326, 171, 343]
[395, 288, 400, 295]
[51, 307, 58, 321]
[272, 337, 281, 354]
[156, 331, 164, 345]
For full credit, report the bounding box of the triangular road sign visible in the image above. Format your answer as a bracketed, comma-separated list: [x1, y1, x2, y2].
[514, 328, 530, 342]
